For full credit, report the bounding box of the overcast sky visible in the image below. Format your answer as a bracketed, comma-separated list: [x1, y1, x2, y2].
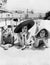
[6, 0, 50, 13]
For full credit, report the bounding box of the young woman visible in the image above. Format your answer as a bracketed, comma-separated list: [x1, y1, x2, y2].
[33, 29, 49, 49]
[14, 19, 35, 50]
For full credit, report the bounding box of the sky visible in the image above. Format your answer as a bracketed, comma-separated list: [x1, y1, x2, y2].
[6, 0, 50, 13]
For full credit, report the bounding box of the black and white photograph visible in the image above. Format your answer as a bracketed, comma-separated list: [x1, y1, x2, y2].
[0, 0, 50, 65]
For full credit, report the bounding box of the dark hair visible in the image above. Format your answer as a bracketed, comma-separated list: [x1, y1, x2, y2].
[35, 29, 49, 38]
[44, 11, 50, 20]
[8, 25, 12, 28]
[13, 18, 18, 21]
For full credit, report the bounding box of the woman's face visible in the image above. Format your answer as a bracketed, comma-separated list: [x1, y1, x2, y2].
[22, 26, 28, 33]
[40, 30, 45, 38]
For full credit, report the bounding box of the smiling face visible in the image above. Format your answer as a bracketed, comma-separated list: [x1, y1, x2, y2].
[22, 26, 28, 33]
[40, 30, 46, 38]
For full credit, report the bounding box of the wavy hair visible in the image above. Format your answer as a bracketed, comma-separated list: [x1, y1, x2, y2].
[35, 29, 49, 38]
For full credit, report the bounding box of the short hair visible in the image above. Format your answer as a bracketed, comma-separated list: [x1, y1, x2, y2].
[35, 29, 49, 38]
